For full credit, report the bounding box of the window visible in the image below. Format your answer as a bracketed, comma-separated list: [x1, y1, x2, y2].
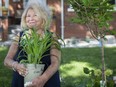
[23, 0, 29, 8]
[0, 0, 9, 16]
[67, 4, 74, 12]
[23, 0, 47, 9]
[13, 0, 20, 2]
[0, 0, 2, 16]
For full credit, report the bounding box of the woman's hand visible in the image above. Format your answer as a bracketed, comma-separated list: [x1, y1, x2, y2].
[16, 63, 28, 77]
[27, 76, 46, 87]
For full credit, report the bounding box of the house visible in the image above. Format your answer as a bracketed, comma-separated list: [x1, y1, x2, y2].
[0, 0, 116, 41]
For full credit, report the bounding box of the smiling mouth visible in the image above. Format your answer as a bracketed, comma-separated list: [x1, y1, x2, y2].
[29, 22, 36, 25]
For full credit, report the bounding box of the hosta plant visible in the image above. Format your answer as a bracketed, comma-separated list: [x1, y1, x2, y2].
[83, 67, 114, 87]
[18, 28, 61, 64]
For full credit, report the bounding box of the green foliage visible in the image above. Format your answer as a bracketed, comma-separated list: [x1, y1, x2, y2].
[68, 0, 115, 38]
[0, 47, 12, 87]
[83, 67, 90, 74]
[105, 29, 116, 35]
[19, 29, 61, 64]
[83, 67, 114, 87]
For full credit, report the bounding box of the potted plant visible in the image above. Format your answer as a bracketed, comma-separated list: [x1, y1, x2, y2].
[18, 28, 61, 86]
[68, 0, 115, 86]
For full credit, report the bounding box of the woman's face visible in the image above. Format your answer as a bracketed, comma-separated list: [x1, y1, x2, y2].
[25, 8, 42, 29]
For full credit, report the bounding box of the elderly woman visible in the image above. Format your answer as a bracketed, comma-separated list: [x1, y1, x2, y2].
[4, 1, 61, 87]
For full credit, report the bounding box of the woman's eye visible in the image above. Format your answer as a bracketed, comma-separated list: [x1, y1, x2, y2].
[34, 14, 38, 16]
[26, 14, 37, 18]
[26, 15, 31, 17]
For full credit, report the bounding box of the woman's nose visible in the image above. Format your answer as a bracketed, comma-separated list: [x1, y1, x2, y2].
[29, 16, 35, 20]
[29, 17, 34, 20]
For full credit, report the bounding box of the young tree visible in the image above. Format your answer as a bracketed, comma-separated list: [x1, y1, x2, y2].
[68, 0, 115, 86]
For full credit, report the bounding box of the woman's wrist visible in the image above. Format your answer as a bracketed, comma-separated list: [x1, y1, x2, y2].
[39, 74, 49, 82]
[12, 61, 18, 71]
[36, 75, 48, 85]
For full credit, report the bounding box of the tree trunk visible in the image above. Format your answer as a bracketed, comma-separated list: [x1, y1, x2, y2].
[100, 38, 106, 86]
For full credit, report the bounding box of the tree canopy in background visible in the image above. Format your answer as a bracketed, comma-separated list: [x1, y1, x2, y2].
[68, 0, 114, 39]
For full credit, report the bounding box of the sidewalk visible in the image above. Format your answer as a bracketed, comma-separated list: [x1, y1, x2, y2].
[61, 35, 116, 48]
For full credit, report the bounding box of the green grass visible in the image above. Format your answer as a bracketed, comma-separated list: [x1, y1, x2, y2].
[0, 47, 12, 87]
[0, 47, 116, 87]
[60, 47, 116, 87]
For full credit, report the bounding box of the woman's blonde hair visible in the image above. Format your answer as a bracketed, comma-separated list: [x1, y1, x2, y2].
[21, 3, 52, 30]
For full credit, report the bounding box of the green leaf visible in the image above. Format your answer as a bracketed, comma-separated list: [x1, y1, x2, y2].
[83, 67, 90, 74]
[18, 28, 62, 64]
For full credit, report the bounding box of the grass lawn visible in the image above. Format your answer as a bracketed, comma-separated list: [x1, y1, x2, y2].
[60, 47, 116, 87]
[0, 46, 116, 87]
[0, 47, 12, 87]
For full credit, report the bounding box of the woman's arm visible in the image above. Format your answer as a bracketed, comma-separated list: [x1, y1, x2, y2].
[4, 41, 19, 69]
[4, 34, 27, 76]
[39, 32, 61, 81]
[40, 46, 61, 82]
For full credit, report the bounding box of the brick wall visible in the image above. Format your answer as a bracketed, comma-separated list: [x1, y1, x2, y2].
[6, 0, 116, 40]
[48, 0, 116, 39]
[48, 0, 89, 39]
